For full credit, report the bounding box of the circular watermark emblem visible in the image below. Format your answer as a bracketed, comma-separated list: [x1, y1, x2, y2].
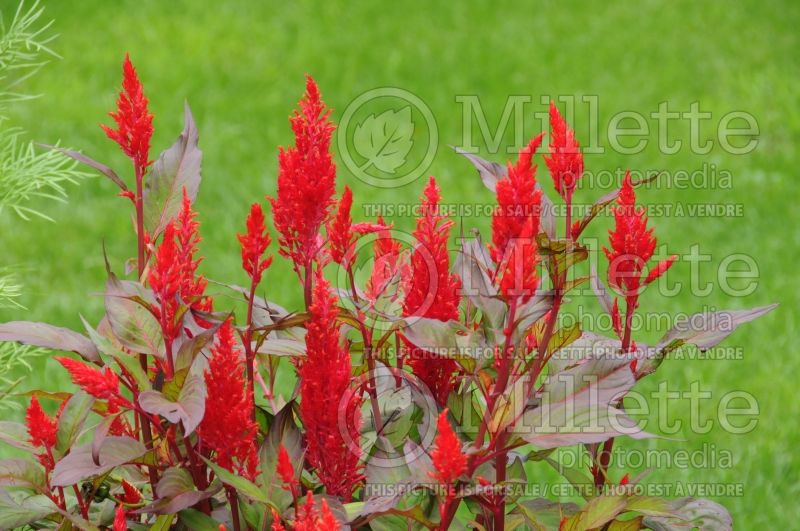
[338, 87, 438, 188]
[338, 367, 438, 469]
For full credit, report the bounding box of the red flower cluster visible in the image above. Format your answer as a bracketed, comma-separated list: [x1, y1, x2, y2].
[544, 102, 584, 203]
[101, 54, 153, 173]
[175, 190, 212, 313]
[272, 491, 339, 531]
[328, 186, 354, 266]
[55, 357, 130, 408]
[364, 216, 404, 301]
[277, 444, 298, 494]
[298, 271, 362, 501]
[26, 396, 58, 469]
[198, 321, 259, 480]
[430, 410, 466, 485]
[238, 203, 273, 286]
[402, 177, 461, 404]
[270, 76, 337, 274]
[491, 136, 544, 303]
[113, 505, 127, 531]
[603, 171, 676, 296]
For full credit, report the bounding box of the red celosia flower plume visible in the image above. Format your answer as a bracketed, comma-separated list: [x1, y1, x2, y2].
[118, 480, 143, 505]
[113, 505, 128, 531]
[298, 270, 362, 501]
[175, 189, 212, 313]
[238, 202, 273, 286]
[198, 320, 259, 480]
[148, 222, 182, 342]
[55, 357, 130, 408]
[430, 409, 466, 485]
[365, 216, 405, 302]
[603, 171, 676, 296]
[101, 54, 153, 173]
[277, 443, 298, 493]
[491, 136, 545, 302]
[291, 492, 340, 531]
[270, 76, 337, 275]
[544, 101, 584, 203]
[328, 186, 354, 266]
[26, 395, 57, 449]
[402, 177, 461, 405]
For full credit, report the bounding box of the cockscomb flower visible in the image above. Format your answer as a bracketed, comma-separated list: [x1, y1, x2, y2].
[270, 76, 337, 276]
[497, 216, 539, 303]
[148, 222, 182, 341]
[198, 320, 259, 480]
[55, 357, 130, 408]
[298, 270, 362, 500]
[328, 186, 354, 266]
[26, 395, 57, 449]
[292, 492, 340, 531]
[113, 505, 128, 531]
[402, 177, 461, 405]
[238, 202, 273, 286]
[603, 171, 676, 296]
[430, 409, 466, 485]
[101, 54, 153, 173]
[277, 444, 298, 493]
[117, 480, 143, 505]
[491, 134, 543, 266]
[544, 101, 584, 203]
[175, 189, 212, 312]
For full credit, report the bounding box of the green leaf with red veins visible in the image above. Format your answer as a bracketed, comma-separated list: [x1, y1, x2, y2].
[55, 391, 95, 455]
[51, 436, 146, 486]
[105, 273, 164, 357]
[138, 375, 206, 435]
[0, 459, 46, 491]
[144, 102, 202, 239]
[0, 491, 58, 530]
[0, 321, 100, 362]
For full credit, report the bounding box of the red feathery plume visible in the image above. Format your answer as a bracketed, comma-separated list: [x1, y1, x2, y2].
[603, 171, 676, 296]
[365, 216, 404, 301]
[328, 186, 354, 266]
[544, 102, 584, 202]
[55, 357, 129, 408]
[149, 222, 182, 341]
[175, 189, 211, 312]
[430, 409, 466, 485]
[238, 202, 273, 286]
[198, 321, 259, 480]
[298, 271, 362, 500]
[113, 505, 128, 531]
[270, 76, 337, 274]
[271, 509, 286, 531]
[101, 54, 153, 173]
[277, 444, 298, 492]
[118, 480, 142, 505]
[293, 492, 340, 531]
[26, 395, 57, 449]
[491, 134, 543, 263]
[402, 177, 461, 405]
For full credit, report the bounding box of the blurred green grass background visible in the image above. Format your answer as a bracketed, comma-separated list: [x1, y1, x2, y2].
[0, 0, 797, 527]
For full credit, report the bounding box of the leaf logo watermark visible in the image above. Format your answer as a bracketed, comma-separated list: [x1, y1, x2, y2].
[339, 87, 438, 188]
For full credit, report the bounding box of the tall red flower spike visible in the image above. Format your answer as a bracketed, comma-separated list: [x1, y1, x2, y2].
[544, 102, 584, 203]
[328, 186, 354, 266]
[298, 270, 362, 501]
[402, 177, 461, 405]
[118, 480, 142, 505]
[270, 76, 337, 275]
[175, 189, 212, 313]
[293, 492, 340, 531]
[238, 202, 273, 286]
[113, 505, 127, 531]
[276, 443, 298, 493]
[55, 356, 130, 408]
[101, 54, 153, 173]
[26, 395, 57, 449]
[430, 409, 467, 486]
[198, 320, 259, 480]
[148, 222, 182, 342]
[603, 171, 676, 296]
[491, 134, 544, 257]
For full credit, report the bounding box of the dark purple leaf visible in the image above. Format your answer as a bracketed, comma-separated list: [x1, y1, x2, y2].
[138, 375, 206, 435]
[51, 436, 146, 487]
[38, 144, 128, 192]
[0, 321, 99, 362]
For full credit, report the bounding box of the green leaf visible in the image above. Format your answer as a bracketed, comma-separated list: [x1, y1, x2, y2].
[203, 457, 273, 507]
[513, 498, 580, 530]
[0, 489, 58, 529]
[82, 317, 150, 392]
[55, 391, 95, 454]
[643, 497, 732, 530]
[562, 495, 628, 530]
[259, 403, 302, 511]
[148, 514, 175, 531]
[353, 107, 414, 174]
[0, 321, 99, 362]
[178, 509, 221, 531]
[0, 458, 45, 491]
[51, 436, 146, 487]
[105, 274, 164, 357]
[138, 374, 206, 434]
[0, 421, 35, 452]
[144, 102, 202, 238]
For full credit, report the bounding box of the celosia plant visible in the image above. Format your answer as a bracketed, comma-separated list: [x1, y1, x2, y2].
[0, 55, 776, 531]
